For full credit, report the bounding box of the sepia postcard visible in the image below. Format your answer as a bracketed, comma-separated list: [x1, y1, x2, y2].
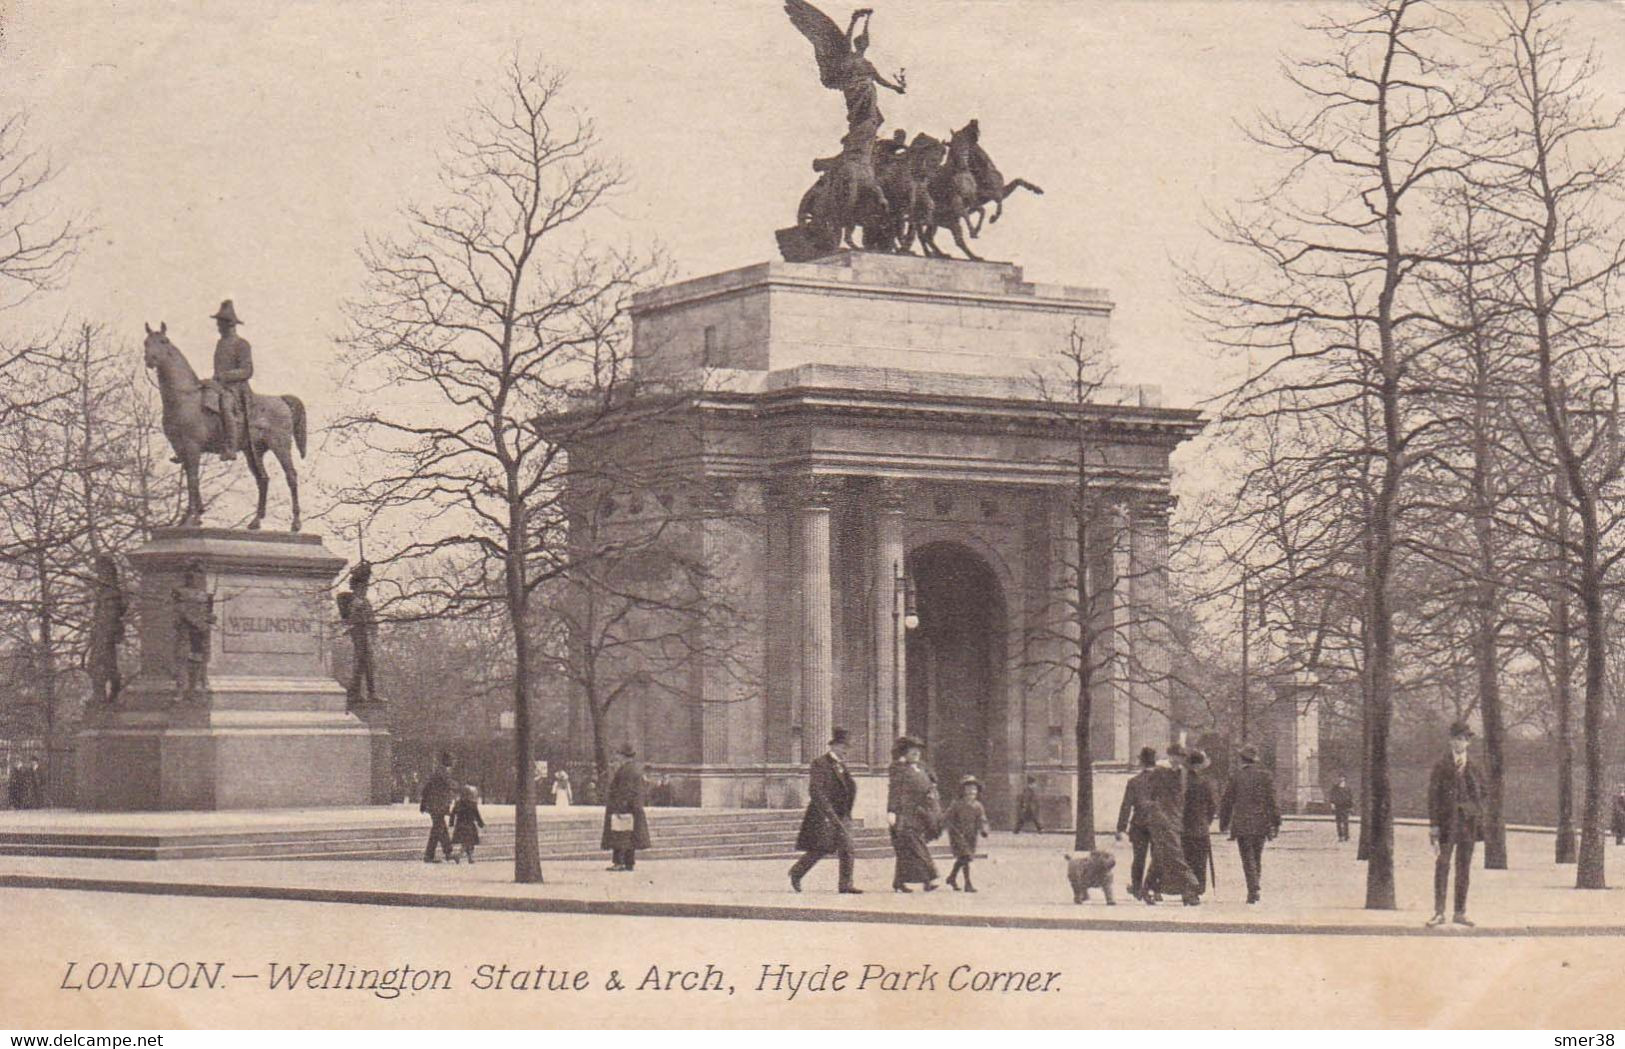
[3, 0, 1625, 1033]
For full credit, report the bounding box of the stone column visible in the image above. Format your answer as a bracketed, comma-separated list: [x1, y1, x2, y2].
[1128, 493, 1175, 752]
[797, 479, 836, 763]
[699, 479, 736, 768]
[872, 481, 906, 765]
[1273, 674, 1322, 813]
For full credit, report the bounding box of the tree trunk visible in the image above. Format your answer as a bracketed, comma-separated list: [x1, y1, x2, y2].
[508, 501, 543, 884]
[1476, 606, 1508, 869]
[1357, 651, 1373, 862]
[1575, 514, 1607, 889]
[1555, 588, 1576, 863]
[1072, 499, 1096, 852]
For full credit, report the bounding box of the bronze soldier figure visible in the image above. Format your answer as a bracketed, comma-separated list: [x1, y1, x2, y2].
[86, 554, 127, 705]
[209, 300, 254, 461]
[337, 561, 378, 704]
[172, 559, 214, 701]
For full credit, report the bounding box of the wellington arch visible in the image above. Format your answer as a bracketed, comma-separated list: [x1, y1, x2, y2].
[556, 250, 1204, 827]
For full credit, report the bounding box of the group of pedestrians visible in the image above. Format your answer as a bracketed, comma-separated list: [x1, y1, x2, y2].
[418, 752, 486, 864]
[1114, 741, 1281, 906]
[789, 729, 993, 895]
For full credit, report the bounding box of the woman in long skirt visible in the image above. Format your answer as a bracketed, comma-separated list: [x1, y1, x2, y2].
[886, 735, 941, 893]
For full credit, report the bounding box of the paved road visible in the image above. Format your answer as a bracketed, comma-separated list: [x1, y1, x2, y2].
[4, 887, 1620, 1028]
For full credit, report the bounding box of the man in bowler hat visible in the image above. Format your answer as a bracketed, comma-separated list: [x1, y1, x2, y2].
[1427, 720, 1484, 927]
[1115, 745, 1159, 900]
[1219, 743, 1280, 904]
[790, 728, 862, 893]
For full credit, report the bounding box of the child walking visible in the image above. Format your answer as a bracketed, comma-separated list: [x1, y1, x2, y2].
[450, 784, 485, 864]
[945, 775, 991, 892]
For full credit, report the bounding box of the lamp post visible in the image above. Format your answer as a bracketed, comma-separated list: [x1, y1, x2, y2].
[894, 562, 917, 737]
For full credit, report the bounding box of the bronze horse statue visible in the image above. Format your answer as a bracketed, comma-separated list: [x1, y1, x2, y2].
[915, 120, 1043, 261]
[142, 323, 306, 531]
[958, 118, 1044, 234]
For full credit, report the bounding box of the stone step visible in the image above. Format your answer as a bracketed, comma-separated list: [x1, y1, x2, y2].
[0, 809, 933, 864]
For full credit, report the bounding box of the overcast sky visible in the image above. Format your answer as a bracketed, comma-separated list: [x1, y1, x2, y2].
[7, 1, 1625, 450]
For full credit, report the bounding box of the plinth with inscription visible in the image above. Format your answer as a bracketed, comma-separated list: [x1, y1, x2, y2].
[77, 528, 392, 810]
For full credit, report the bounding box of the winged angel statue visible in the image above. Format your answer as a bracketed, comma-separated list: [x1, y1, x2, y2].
[778, 1, 1043, 262]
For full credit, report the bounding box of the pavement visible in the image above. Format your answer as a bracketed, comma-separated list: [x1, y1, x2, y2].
[3, 818, 1621, 936]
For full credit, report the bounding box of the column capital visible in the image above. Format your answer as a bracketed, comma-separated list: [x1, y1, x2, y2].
[1131, 492, 1177, 526]
[874, 477, 910, 513]
[699, 477, 738, 514]
[774, 474, 840, 511]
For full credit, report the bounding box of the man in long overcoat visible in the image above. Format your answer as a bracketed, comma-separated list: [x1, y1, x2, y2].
[419, 752, 457, 863]
[790, 727, 862, 894]
[1219, 743, 1281, 904]
[1115, 746, 1159, 900]
[1427, 720, 1484, 927]
[1182, 749, 1218, 897]
[1612, 787, 1625, 846]
[600, 743, 651, 871]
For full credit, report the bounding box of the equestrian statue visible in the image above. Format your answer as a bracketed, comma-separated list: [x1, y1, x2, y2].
[142, 300, 307, 531]
[779, 0, 1044, 262]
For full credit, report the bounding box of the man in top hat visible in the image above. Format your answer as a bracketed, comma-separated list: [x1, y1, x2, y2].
[1219, 743, 1280, 905]
[790, 728, 862, 894]
[1427, 720, 1484, 927]
[209, 299, 254, 460]
[1115, 745, 1159, 900]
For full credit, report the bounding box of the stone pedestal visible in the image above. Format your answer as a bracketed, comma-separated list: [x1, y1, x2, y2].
[1272, 675, 1322, 814]
[77, 528, 392, 810]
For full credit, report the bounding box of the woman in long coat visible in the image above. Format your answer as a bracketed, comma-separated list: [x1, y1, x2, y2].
[886, 736, 941, 892]
[600, 744, 651, 871]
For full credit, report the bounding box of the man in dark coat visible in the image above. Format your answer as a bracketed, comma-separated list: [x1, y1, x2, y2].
[600, 743, 651, 871]
[1114, 746, 1159, 900]
[1219, 743, 1280, 905]
[5, 762, 23, 809]
[1328, 774, 1355, 843]
[419, 752, 457, 863]
[1182, 749, 1218, 897]
[1612, 788, 1625, 846]
[1427, 720, 1484, 927]
[790, 728, 862, 894]
[1014, 776, 1042, 833]
[1143, 744, 1202, 906]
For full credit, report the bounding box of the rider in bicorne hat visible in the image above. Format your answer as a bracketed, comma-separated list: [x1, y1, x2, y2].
[209, 300, 254, 461]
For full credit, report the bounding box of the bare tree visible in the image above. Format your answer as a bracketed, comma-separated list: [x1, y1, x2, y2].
[1485, 0, 1625, 888]
[1024, 324, 1159, 851]
[1188, 0, 1487, 908]
[332, 59, 660, 883]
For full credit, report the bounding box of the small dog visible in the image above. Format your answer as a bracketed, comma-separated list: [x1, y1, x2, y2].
[1065, 850, 1117, 905]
